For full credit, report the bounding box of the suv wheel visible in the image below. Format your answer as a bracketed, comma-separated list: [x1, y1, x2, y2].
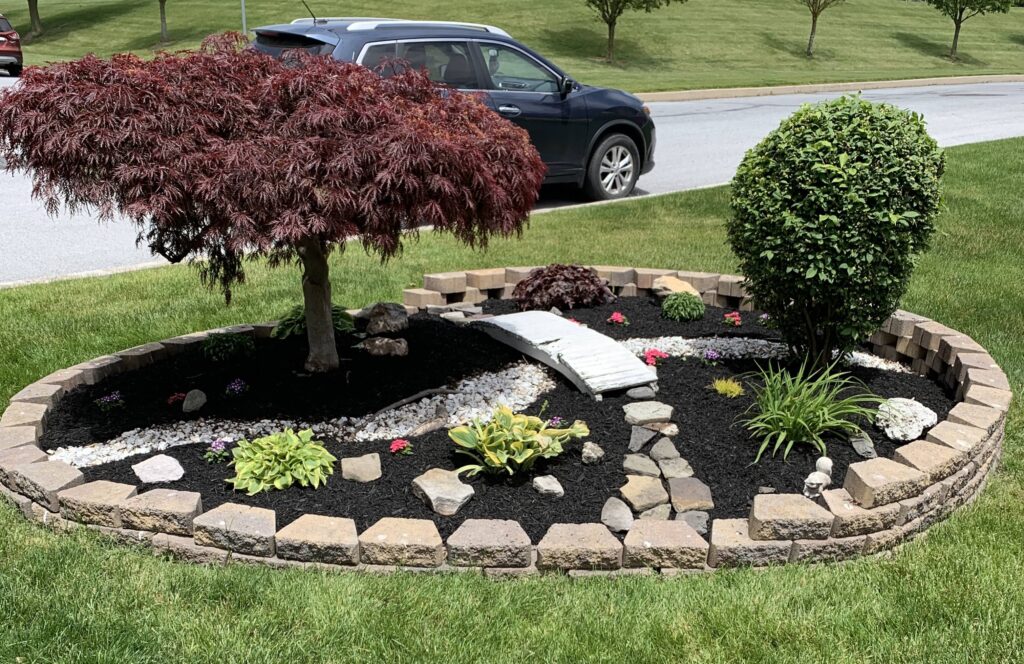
[584, 134, 640, 201]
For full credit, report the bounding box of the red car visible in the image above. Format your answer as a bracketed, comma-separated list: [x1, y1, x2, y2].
[0, 13, 23, 77]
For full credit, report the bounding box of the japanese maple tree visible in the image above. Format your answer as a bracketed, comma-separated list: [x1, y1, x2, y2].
[0, 34, 545, 372]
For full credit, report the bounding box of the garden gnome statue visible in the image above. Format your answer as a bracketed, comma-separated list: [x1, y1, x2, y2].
[803, 456, 833, 499]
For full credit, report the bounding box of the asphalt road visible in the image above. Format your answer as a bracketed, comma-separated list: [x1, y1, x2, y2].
[2, 77, 1023, 285]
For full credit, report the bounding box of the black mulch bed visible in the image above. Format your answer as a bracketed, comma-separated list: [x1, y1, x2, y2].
[482, 295, 784, 342]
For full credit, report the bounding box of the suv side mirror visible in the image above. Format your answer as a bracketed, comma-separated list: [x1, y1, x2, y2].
[560, 77, 575, 95]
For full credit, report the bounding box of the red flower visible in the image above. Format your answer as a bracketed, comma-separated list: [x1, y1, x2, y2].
[390, 439, 413, 455]
[607, 311, 629, 325]
[644, 348, 669, 366]
[723, 312, 742, 327]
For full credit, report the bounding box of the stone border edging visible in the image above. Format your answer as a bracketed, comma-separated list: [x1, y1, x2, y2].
[0, 268, 1011, 576]
[635, 74, 1024, 103]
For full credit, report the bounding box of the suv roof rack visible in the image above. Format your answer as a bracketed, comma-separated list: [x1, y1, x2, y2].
[290, 17, 511, 37]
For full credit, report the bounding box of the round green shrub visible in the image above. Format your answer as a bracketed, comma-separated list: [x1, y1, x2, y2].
[662, 291, 705, 322]
[728, 95, 944, 366]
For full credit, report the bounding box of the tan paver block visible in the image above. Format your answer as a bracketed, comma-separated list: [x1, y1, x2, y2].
[893, 440, 967, 482]
[946, 402, 1003, 434]
[633, 268, 675, 289]
[0, 445, 48, 488]
[10, 382, 64, 407]
[358, 518, 445, 567]
[623, 520, 709, 569]
[844, 458, 928, 508]
[964, 367, 1011, 393]
[70, 355, 124, 384]
[620, 475, 669, 512]
[964, 384, 1012, 411]
[863, 527, 904, 554]
[423, 271, 467, 294]
[121, 489, 203, 536]
[954, 352, 1000, 381]
[465, 268, 506, 290]
[674, 271, 720, 293]
[926, 420, 987, 456]
[912, 320, 956, 351]
[883, 310, 928, 338]
[536, 523, 622, 570]
[941, 461, 977, 497]
[402, 288, 445, 308]
[0, 402, 49, 436]
[36, 367, 88, 390]
[58, 480, 137, 527]
[749, 493, 833, 540]
[116, 342, 166, 371]
[153, 533, 229, 564]
[790, 535, 866, 563]
[591, 266, 636, 287]
[276, 514, 359, 565]
[821, 488, 900, 538]
[0, 426, 37, 451]
[11, 461, 84, 512]
[504, 266, 541, 285]
[447, 519, 532, 568]
[708, 518, 791, 568]
[897, 482, 949, 525]
[193, 503, 277, 557]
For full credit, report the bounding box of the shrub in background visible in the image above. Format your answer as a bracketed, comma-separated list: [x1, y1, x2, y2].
[271, 304, 355, 340]
[662, 291, 705, 321]
[201, 332, 255, 363]
[729, 96, 944, 367]
[450, 405, 590, 477]
[227, 428, 336, 495]
[512, 264, 615, 311]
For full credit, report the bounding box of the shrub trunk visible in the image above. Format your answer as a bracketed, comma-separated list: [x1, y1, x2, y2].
[297, 238, 339, 372]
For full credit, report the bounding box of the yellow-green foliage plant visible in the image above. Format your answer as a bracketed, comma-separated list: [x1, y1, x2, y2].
[449, 406, 590, 477]
[227, 428, 337, 495]
[711, 377, 745, 398]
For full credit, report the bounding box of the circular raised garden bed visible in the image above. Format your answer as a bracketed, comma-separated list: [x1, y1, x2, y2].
[0, 267, 1011, 576]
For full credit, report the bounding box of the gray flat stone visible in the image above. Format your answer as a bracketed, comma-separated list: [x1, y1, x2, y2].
[581, 442, 605, 465]
[623, 454, 661, 477]
[447, 519, 532, 567]
[623, 401, 673, 426]
[851, 432, 878, 459]
[276, 514, 359, 565]
[131, 454, 185, 484]
[628, 426, 658, 452]
[649, 437, 680, 461]
[193, 502, 277, 557]
[643, 422, 679, 437]
[412, 468, 474, 515]
[659, 457, 694, 479]
[620, 475, 669, 512]
[626, 386, 657, 400]
[182, 389, 207, 413]
[531, 474, 565, 498]
[601, 497, 635, 532]
[676, 510, 710, 536]
[341, 453, 382, 483]
[639, 504, 672, 520]
[669, 477, 714, 512]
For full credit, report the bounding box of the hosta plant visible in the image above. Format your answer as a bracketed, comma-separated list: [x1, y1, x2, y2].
[202, 333, 255, 363]
[227, 428, 337, 495]
[662, 291, 705, 322]
[271, 304, 355, 340]
[449, 406, 590, 477]
[512, 264, 615, 311]
[744, 361, 881, 462]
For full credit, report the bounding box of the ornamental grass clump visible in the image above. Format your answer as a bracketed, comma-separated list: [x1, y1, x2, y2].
[449, 405, 589, 477]
[227, 428, 336, 495]
[711, 377, 745, 398]
[662, 291, 705, 321]
[743, 361, 881, 462]
[729, 95, 944, 368]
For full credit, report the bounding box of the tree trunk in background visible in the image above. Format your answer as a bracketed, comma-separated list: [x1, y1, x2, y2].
[950, 20, 962, 59]
[297, 239, 339, 372]
[806, 13, 818, 57]
[27, 0, 43, 37]
[606, 21, 616, 63]
[159, 0, 169, 43]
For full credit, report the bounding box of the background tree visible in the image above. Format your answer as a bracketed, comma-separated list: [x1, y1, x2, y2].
[799, 0, 845, 56]
[158, 0, 169, 43]
[26, 0, 43, 38]
[585, 0, 683, 63]
[919, 0, 1011, 58]
[0, 34, 545, 372]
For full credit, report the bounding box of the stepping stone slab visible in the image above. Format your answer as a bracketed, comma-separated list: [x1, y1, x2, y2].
[620, 475, 669, 512]
[131, 454, 185, 484]
[11, 460, 84, 512]
[624, 519, 709, 569]
[536, 523, 622, 570]
[843, 458, 928, 508]
[658, 457, 694, 479]
[639, 504, 672, 520]
[623, 454, 661, 477]
[709, 518, 792, 568]
[0, 425, 37, 451]
[876, 398, 938, 442]
[341, 453, 383, 482]
[0, 445, 48, 488]
[821, 488, 900, 538]
[601, 497, 635, 533]
[643, 422, 679, 437]
[893, 440, 967, 482]
[669, 477, 714, 512]
[447, 519, 532, 567]
[626, 386, 657, 400]
[675, 510, 710, 536]
[58, 480, 137, 527]
[581, 442, 605, 465]
[182, 389, 207, 414]
[120, 489, 203, 536]
[649, 437, 680, 461]
[531, 474, 564, 498]
[623, 401, 673, 426]
[358, 517, 445, 567]
[628, 426, 658, 452]
[749, 494, 834, 540]
[193, 503, 277, 557]
[275, 514, 359, 565]
[412, 468, 475, 515]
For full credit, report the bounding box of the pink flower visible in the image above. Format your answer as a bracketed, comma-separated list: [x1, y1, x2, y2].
[389, 439, 413, 455]
[607, 311, 629, 325]
[723, 311, 742, 327]
[644, 348, 669, 366]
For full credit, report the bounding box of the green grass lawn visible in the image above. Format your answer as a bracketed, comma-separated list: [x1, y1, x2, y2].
[3, 0, 1024, 92]
[0, 138, 1022, 663]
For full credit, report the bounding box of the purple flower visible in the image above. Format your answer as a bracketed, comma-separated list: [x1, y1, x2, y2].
[225, 378, 248, 397]
[703, 349, 721, 362]
[548, 416, 564, 427]
[209, 439, 227, 453]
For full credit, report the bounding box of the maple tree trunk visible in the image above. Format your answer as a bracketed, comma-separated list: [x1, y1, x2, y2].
[950, 20, 962, 59]
[297, 238, 339, 373]
[806, 13, 818, 57]
[159, 0, 168, 43]
[27, 0, 43, 37]
[606, 21, 616, 63]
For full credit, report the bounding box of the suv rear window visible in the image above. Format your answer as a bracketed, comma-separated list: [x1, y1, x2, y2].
[0, 18, 14, 32]
[254, 31, 334, 56]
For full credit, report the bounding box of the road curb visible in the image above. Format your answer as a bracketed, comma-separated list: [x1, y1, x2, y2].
[635, 74, 1024, 102]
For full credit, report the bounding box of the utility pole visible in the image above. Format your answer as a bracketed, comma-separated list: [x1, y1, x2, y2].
[241, 0, 248, 35]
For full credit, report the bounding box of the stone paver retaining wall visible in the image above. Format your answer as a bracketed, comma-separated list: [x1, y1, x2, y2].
[0, 269, 1010, 576]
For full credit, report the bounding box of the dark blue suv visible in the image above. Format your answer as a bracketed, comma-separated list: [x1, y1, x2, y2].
[252, 18, 655, 200]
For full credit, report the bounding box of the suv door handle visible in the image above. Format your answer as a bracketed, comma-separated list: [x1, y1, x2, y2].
[497, 104, 522, 118]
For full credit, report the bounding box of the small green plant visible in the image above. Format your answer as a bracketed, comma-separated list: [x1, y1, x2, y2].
[662, 291, 705, 322]
[227, 428, 337, 495]
[743, 361, 881, 462]
[94, 391, 124, 412]
[271, 304, 355, 340]
[711, 377, 745, 398]
[202, 333, 255, 363]
[449, 405, 590, 477]
[203, 439, 231, 464]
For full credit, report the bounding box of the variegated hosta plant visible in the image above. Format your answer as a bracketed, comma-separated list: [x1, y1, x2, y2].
[449, 406, 590, 477]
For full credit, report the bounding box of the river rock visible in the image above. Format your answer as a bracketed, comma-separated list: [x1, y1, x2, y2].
[131, 454, 185, 483]
[601, 497, 634, 532]
[356, 337, 409, 357]
[628, 426, 658, 452]
[649, 437, 680, 461]
[365, 302, 409, 335]
[532, 475, 565, 498]
[412, 468, 475, 516]
[182, 389, 207, 414]
[581, 442, 605, 465]
[623, 454, 661, 477]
